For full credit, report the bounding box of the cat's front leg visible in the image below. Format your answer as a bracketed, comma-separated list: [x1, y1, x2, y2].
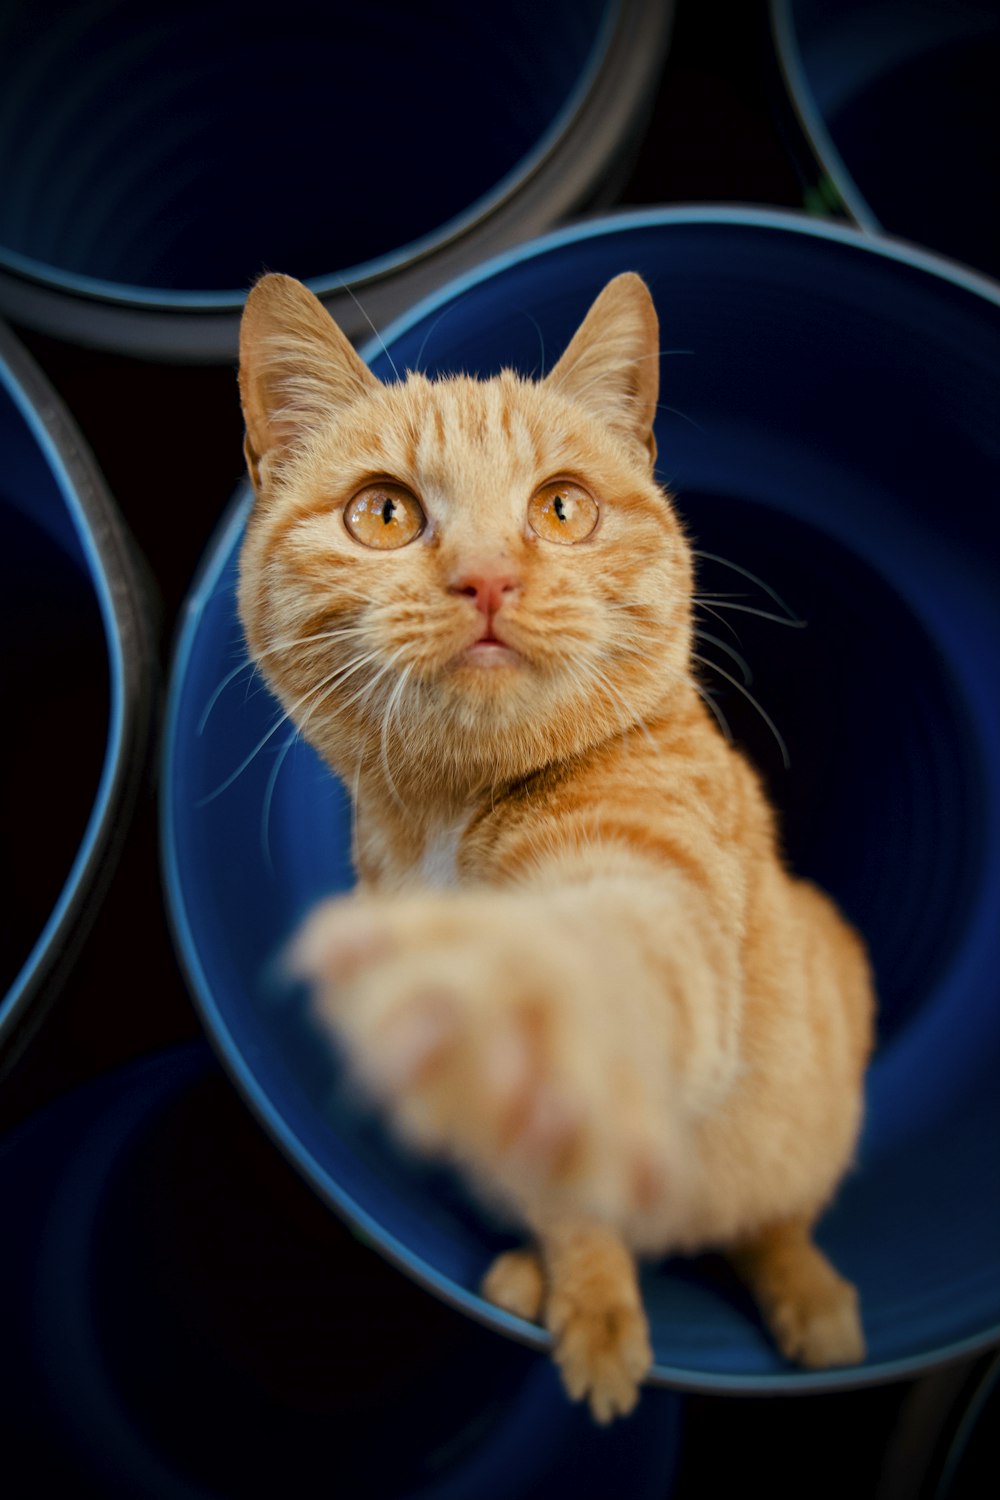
[294, 886, 665, 1419]
[291, 887, 676, 1228]
[482, 1227, 652, 1423]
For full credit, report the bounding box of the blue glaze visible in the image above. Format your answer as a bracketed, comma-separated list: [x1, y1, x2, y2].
[163, 208, 1000, 1391]
[772, 0, 1000, 280]
[0, 338, 136, 1054]
[0, 0, 615, 306]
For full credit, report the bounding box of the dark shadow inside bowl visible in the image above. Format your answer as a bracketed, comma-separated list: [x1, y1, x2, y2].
[0, 0, 612, 295]
[776, 0, 1000, 279]
[682, 494, 984, 1052]
[1, 1047, 683, 1499]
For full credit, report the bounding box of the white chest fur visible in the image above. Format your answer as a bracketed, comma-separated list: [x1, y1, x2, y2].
[416, 813, 471, 889]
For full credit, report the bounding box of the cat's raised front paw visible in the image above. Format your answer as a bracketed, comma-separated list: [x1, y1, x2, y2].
[481, 1248, 546, 1323]
[293, 890, 674, 1233]
[291, 893, 592, 1190]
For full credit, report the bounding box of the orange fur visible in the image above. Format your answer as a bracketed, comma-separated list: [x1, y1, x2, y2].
[238, 272, 876, 1421]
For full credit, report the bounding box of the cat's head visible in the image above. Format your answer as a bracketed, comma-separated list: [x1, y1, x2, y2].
[237, 272, 693, 795]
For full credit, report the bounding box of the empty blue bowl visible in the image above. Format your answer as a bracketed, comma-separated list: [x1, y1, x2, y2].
[0, 322, 153, 1072]
[772, 0, 1000, 280]
[163, 207, 1000, 1392]
[0, 0, 672, 358]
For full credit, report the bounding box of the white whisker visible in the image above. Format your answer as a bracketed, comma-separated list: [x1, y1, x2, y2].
[581, 657, 657, 751]
[654, 400, 707, 434]
[694, 681, 735, 745]
[197, 647, 382, 806]
[694, 597, 807, 628]
[378, 663, 413, 812]
[518, 307, 546, 376]
[258, 623, 372, 660]
[692, 600, 743, 640]
[198, 656, 258, 735]
[334, 277, 401, 384]
[260, 727, 299, 872]
[691, 651, 790, 769]
[694, 629, 753, 686]
[693, 551, 803, 623]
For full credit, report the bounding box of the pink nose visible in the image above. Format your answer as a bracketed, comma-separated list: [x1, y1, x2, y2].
[450, 571, 520, 617]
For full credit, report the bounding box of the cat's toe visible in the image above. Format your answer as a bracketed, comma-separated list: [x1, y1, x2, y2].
[289, 896, 391, 990]
[547, 1293, 652, 1424]
[481, 1249, 546, 1322]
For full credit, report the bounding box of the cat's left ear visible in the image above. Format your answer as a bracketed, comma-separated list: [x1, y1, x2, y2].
[239, 273, 380, 493]
[545, 273, 659, 468]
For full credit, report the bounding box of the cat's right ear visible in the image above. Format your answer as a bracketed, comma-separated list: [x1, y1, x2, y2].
[239, 274, 379, 493]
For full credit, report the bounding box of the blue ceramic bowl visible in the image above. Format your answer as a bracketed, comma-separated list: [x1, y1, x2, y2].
[163, 208, 1000, 1392]
[772, 0, 1000, 280]
[0, 323, 152, 1072]
[0, 0, 672, 357]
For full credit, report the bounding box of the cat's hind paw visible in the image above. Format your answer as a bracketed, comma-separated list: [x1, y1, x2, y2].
[731, 1219, 866, 1371]
[769, 1273, 865, 1369]
[481, 1248, 546, 1323]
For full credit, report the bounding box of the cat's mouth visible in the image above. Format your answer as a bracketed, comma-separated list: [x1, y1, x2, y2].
[456, 619, 522, 668]
[464, 640, 520, 666]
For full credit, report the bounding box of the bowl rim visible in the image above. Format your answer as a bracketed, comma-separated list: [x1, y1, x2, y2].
[0, 0, 675, 359]
[0, 323, 156, 1073]
[161, 204, 1000, 1392]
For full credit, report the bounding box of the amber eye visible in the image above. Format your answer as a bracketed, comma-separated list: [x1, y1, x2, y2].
[527, 480, 599, 545]
[344, 483, 425, 549]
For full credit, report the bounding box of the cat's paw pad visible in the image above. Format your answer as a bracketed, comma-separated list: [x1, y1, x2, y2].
[770, 1275, 865, 1369]
[547, 1289, 652, 1424]
[481, 1249, 546, 1323]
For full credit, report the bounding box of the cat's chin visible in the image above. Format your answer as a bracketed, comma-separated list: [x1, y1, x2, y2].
[457, 641, 522, 669]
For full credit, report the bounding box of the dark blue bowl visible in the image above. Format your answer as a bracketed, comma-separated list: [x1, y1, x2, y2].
[0, 0, 672, 358]
[163, 208, 1000, 1392]
[0, 322, 153, 1072]
[772, 0, 1000, 280]
[0, 1045, 682, 1497]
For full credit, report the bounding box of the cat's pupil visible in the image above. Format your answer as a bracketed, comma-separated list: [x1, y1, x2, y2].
[554, 494, 567, 522]
[381, 497, 396, 525]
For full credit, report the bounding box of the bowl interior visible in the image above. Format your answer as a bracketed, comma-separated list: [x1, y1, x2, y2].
[2, 1046, 682, 1497]
[779, 0, 1000, 279]
[0, 0, 612, 299]
[164, 212, 1000, 1389]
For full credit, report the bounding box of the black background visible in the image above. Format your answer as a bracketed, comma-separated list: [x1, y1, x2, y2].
[1, 2, 995, 1497]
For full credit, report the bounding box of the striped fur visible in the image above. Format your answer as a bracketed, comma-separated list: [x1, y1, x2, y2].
[239, 273, 875, 1422]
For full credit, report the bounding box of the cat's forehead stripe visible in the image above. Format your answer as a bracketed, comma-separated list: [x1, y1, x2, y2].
[411, 376, 541, 488]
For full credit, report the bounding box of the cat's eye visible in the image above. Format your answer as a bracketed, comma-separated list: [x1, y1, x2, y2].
[344, 483, 425, 549]
[527, 481, 599, 545]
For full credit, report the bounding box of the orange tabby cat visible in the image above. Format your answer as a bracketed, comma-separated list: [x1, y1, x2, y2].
[237, 270, 875, 1422]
